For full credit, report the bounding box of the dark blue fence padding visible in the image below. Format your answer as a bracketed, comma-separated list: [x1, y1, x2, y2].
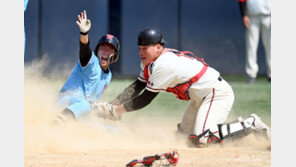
[25, 0, 108, 76]
[24, 0, 267, 77]
[24, 0, 39, 62]
[180, 0, 266, 76]
[121, 0, 179, 76]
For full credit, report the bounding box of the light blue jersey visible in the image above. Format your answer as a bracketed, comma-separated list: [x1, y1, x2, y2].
[57, 52, 112, 119]
[24, 0, 29, 54]
[24, 0, 29, 11]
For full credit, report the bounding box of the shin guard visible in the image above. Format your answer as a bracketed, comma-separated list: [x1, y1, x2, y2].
[218, 117, 255, 141]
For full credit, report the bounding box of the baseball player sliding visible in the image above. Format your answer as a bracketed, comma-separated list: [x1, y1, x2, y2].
[97, 28, 271, 147]
[54, 10, 120, 124]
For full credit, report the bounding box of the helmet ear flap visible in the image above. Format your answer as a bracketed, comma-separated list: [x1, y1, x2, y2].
[109, 53, 119, 64]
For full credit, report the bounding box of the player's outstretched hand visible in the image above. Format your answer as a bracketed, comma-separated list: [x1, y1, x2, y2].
[92, 101, 121, 121]
[76, 10, 91, 34]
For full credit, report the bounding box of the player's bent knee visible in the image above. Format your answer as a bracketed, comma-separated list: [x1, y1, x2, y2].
[177, 123, 188, 135]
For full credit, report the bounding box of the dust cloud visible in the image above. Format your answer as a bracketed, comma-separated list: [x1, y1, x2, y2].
[24, 58, 187, 154]
[24, 58, 270, 156]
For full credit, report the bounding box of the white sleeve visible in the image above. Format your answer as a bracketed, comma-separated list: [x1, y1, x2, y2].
[137, 62, 146, 82]
[145, 62, 175, 92]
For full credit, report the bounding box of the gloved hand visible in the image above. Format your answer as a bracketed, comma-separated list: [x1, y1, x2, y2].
[76, 10, 91, 34]
[91, 101, 120, 121]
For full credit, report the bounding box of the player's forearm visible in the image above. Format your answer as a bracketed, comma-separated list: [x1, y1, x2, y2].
[79, 35, 92, 67]
[111, 79, 146, 105]
[123, 89, 158, 111]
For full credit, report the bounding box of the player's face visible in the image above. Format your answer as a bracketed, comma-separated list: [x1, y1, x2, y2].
[138, 44, 162, 66]
[98, 43, 116, 70]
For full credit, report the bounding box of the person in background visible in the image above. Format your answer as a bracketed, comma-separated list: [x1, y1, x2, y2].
[238, 0, 271, 83]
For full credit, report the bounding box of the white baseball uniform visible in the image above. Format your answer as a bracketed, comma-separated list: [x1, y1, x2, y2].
[137, 50, 234, 140]
[244, 0, 271, 78]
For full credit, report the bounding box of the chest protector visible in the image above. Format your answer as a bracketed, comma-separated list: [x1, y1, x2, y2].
[144, 49, 208, 101]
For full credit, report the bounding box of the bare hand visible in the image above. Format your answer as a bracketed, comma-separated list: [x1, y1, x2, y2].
[243, 15, 250, 29]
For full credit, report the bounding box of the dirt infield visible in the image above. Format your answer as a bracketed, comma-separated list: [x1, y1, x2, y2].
[24, 63, 271, 167]
[24, 124, 270, 167]
[24, 113, 271, 167]
[25, 147, 270, 167]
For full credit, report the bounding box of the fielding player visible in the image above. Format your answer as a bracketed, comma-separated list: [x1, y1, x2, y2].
[54, 10, 120, 124]
[97, 28, 270, 147]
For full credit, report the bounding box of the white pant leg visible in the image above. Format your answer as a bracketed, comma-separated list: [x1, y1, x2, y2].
[193, 80, 234, 139]
[246, 16, 260, 78]
[260, 15, 271, 78]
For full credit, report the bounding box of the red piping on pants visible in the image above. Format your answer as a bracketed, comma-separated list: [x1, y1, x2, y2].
[202, 88, 215, 132]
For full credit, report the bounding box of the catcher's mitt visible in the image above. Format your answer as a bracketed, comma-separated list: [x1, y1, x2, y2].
[91, 101, 120, 121]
